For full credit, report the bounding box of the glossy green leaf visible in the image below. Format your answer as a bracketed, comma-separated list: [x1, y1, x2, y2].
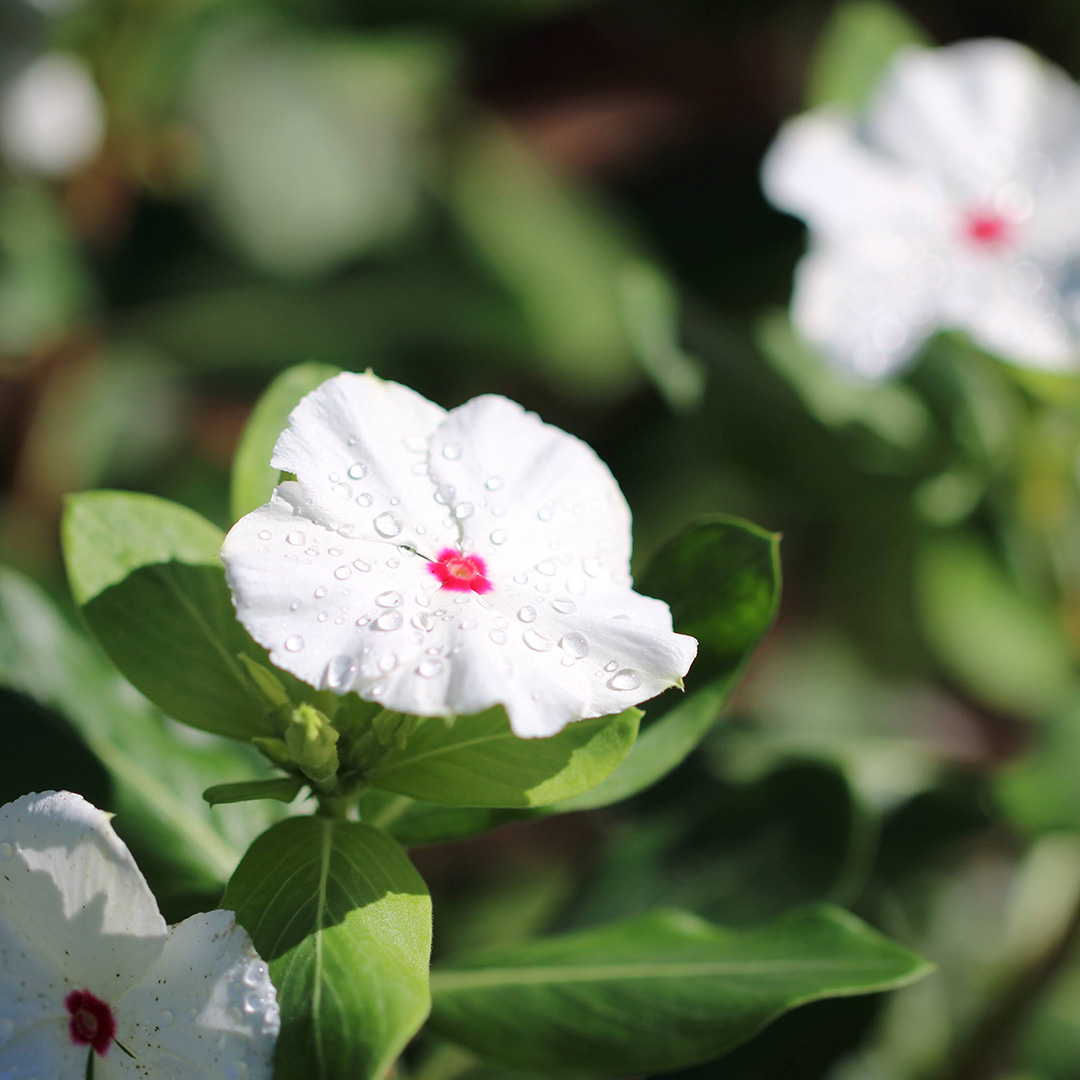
[204, 777, 305, 806]
[366, 707, 640, 807]
[0, 566, 287, 894]
[62, 490, 278, 738]
[231, 361, 341, 522]
[224, 816, 432, 1080]
[916, 531, 1078, 719]
[806, 0, 929, 109]
[429, 905, 931, 1074]
[637, 514, 781, 688]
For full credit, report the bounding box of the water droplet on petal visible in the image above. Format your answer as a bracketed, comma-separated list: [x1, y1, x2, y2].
[328, 547, 342, 557]
[513, 572, 528, 585]
[158, 1010, 174, 1028]
[374, 611, 403, 631]
[412, 613, 434, 632]
[608, 668, 641, 691]
[379, 654, 398, 673]
[566, 578, 587, 596]
[604, 660, 618, 672]
[387, 558, 400, 570]
[356, 493, 373, 508]
[537, 560, 556, 576]
[0, 842, 12, 861]
[314, 587, 327, 599]
[582, 558, 601, 577]
[551, 598, 577, 614]
[455, 502, 474, 519]
[353, 559, 371, 572]
[518, 605, 537, 623]
[243, 962, 268, 988]
[490, 629, 507, 645]
[335, 566, 352, 581]
[305, 548, 319, 558]
[459, 619, 477, 630]
[376, 590, 402, 608]
[523, 629, 553, 652]
[325, 656, 356, 691]
[285, 636, 304, 653]
[538, 507, 552, 522]
[348, 462, 367, 480]
[374, 512, 403, 538]
[559, 633, 589, 658]
[442, 443, 463, 460]
[286, 531, 306, 546]
[258, 530, 272, 541]
[404, 435, 427, 452]
[417, 659, 443, 678]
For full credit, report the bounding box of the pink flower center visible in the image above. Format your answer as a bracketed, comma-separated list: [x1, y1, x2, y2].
[429, 548, 493, 594]
[66, 989, 116, 1057]
[963, 210, 1012, 248]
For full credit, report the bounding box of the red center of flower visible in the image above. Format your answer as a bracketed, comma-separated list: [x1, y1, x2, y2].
[66, 989, 116, 1057]
[963, 210, 1012, 248]
[429, 548, 493, 594]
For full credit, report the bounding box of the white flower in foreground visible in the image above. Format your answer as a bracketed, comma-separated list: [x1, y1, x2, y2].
[762, 39, 1080, 378]
[222, 372, 697, 738]
[0, 791, 278, 1079]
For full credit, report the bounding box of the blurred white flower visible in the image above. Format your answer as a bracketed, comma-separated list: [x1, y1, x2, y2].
[221, 372, 697, 738]
[0, 53, 104, 177]
[762, 39, 1080, 378]
[0, 790, 278, 1078]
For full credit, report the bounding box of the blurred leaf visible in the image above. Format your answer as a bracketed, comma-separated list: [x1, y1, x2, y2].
[617, 261, 706, 411]
[0, 182, 94, 357]
[204, 776, 304, 806]
[366, 707, 641, 807]
[449, 120, 645, 397]
[574, 761, 866, 928]
[0, 566, 288, 894]
[756, 311, 933, 453]
[231, 361, 340, 521]
[429, 905, 931, 1075]
[359, 790, 521, 847]
[916, 531, 1078, 718]
[999, 702, 1080, 832]
[224, 816, 431, 1080]
[188, 17, 454, 277]
[806, 0, 929, 110]
[62, 490, 279, 738]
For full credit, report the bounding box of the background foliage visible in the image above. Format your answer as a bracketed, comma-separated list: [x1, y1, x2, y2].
[4, 0, 1080, 1077]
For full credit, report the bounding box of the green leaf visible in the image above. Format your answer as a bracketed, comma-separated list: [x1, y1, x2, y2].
[224, 817, 432, 1080]
[62, 490, 280, 739]
[231, 361, 341, 522]
[204, 777, 305, 806]
[637, 514, 781, 688]
[429, 905, 931, 1075]
[0, 566, 287, 895]
[366, 707, 641, 807]
[806, 0, 929, 110]
[449, 121, 644, 397]
[359, 790, 522, 847]
[916, 531, 1079, 718]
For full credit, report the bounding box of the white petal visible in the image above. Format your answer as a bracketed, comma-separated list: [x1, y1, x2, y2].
[864, 40, 1080, 196]
[0, 793, 166, 1010]
[0, 1018, 83, 1079]
[941, 256, 1078, 370]
[106, 910, 278, 1080]
[426, 395, 632, 585]
[762, 109, 941, 239]
[789, 244, 942, 378]
[269, 371, 453, 551]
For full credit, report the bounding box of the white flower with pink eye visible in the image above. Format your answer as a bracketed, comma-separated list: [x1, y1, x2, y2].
[221, 372, 697, 738]
[762, 39, 1080, 378]
[0, 790, 278, 1079]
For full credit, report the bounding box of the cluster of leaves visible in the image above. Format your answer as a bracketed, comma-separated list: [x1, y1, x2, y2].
[0, 359, 934, 1079]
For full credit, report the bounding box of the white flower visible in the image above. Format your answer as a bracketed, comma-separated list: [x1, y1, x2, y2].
[762, 39, 1080, 378]
[1, 54, 104, 178]
[0, 791, 279, 1079]
[221, 372, 697, 738]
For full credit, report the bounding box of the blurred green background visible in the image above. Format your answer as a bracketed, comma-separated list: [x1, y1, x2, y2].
[7, 0, 1080, 1077]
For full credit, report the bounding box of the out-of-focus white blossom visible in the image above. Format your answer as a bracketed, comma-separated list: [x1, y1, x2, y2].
[0, 53, 104, 177]
[763, 39, 1080, 378]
